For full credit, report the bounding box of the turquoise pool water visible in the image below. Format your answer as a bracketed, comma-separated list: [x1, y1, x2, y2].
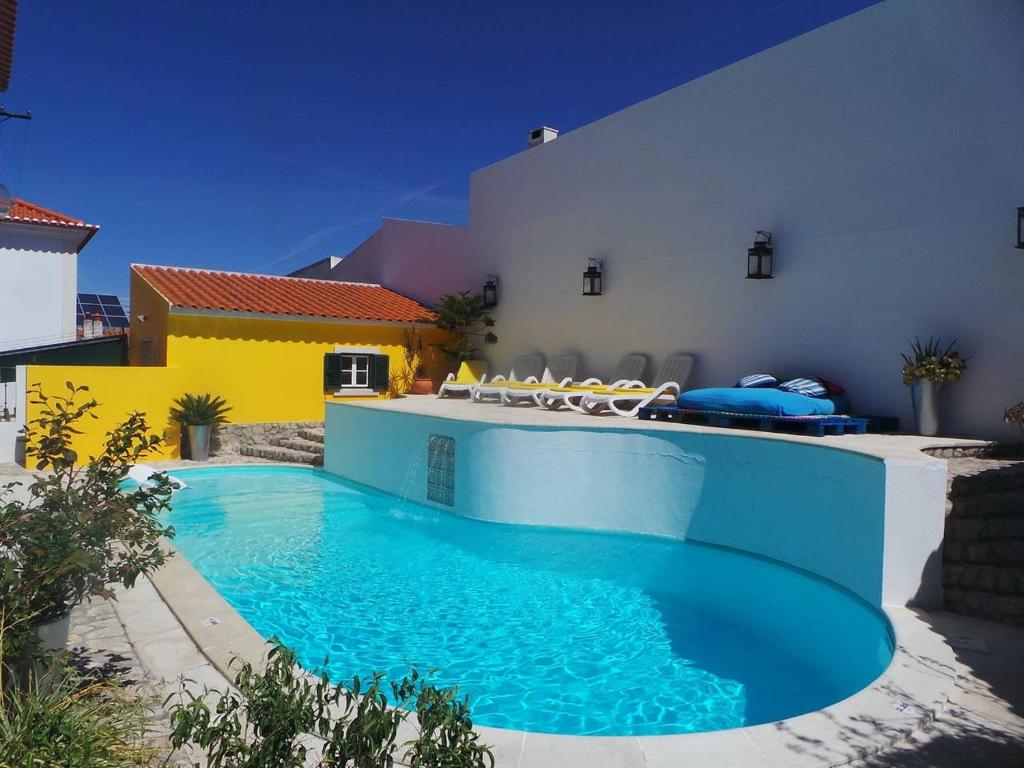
[163, 466, 893, 736]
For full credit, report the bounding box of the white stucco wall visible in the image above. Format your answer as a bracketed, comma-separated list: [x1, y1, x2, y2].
[0, 225, 81, 351]
[319, 218, 474, 305]
[467, 0, 1024, 439]
[324, 402, 948, 607]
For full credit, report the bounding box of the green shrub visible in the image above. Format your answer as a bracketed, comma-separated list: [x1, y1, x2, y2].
[0, 383, 174, 662]
[432, 292, 497, 364]
[168, 641, 494, 768]
[169, 393, 232, 426]
[0, 665, 156, 768]
[900, 337, 967, 385]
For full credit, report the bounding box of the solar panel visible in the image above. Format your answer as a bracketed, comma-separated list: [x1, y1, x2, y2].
[76, 294, 129, 329]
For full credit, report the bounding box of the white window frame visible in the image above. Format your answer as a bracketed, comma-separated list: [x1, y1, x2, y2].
[331, 346, 380, 397]
[340, 354, 370, 388]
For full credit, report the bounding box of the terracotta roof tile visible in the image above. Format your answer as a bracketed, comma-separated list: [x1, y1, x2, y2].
[132, 264, 435, 324]
[3, 198, 98, 231]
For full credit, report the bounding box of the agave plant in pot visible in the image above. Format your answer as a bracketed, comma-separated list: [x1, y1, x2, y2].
[170, 393, 231, 461]
[901, 337, 967, 436]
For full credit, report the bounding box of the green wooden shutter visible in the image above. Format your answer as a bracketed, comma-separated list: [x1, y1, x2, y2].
[324, 353, 343, 390]
[370, 354, 389, 392]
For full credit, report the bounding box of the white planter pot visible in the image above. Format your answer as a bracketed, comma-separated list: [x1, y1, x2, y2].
[911, 379, 942, 436]
[37, 614, 70, 651]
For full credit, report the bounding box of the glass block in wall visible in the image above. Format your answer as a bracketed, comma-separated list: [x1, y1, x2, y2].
[427, 435, 455, 506]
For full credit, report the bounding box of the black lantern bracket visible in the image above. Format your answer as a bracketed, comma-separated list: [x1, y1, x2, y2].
[482, 274, 499, 307]
[747, 230, 774, 279]
[1016, 207, 1023, 249]
[582, 257, 603, 296]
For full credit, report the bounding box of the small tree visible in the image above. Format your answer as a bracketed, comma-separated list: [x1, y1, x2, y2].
[0, 383, 175, 658]
[167, 641, 494, 768]
[432, 292, 497, 364]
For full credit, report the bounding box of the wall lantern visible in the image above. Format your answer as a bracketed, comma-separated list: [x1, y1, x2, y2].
[746, 230, 774, 279]
[582, 258, 603, 296]
[1017, 207, 1024, 249]
[482, 275, 499, 307]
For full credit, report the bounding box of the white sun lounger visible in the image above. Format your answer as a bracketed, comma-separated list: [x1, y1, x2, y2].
[535, 353, 649, 411]
[579, 353, 695, 417]
[128, 463, 187, 490]
[437, 360, 489, 398]
[471, 353, 546, 402]
[500, 354, 581, 406]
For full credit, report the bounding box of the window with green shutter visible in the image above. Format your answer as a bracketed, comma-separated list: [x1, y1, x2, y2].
[324, 352, 389, 393]
[370, 354, 389, 392]
[323, 353, 343, 390]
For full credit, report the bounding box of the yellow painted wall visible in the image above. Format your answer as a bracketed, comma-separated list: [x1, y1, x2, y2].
[128, 270, 170, 366]
[25, 365, 185, 462]
[26, 293, 451, 462]
[165, 313, 449, 424]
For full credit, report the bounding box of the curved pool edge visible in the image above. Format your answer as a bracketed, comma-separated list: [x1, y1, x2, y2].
[146, 468, 957, 768]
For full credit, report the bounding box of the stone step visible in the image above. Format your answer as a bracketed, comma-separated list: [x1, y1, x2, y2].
[945, 516, 1024, 542]
[944, 588, 1024, 626]
[949, 462, 1024, 497]
[946, 489, 1024, 519]
[297, 427, 325, 443]
[274, 436, 325, 455]
[239, 444, 323, 466]
[944, 564, 1024, 596]
[944, 539, 1024, 566]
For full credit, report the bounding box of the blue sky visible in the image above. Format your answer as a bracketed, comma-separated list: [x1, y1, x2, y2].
[3, 0, 876, 298]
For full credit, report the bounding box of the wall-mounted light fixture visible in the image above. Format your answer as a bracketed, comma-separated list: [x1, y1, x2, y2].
[746, 230, 774, 279]
[482, 275, 499, 307]
[1017, 207, 1023, 249]
[582, 258, 603, 296]
[135, 314, 147, 323]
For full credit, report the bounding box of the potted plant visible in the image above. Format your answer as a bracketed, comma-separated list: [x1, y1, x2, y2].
[403, 328, 433, 395]
[432, 291, 497, 366]
[901, 337, 967, 436]
[170, 393, 231, 461]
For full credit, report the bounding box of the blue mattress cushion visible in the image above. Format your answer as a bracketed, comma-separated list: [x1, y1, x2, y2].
[677, 387, 838, 416]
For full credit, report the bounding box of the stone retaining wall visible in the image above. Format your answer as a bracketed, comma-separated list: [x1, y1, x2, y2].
[213, 421, 322, 455]
[944, 456, 1024, 625]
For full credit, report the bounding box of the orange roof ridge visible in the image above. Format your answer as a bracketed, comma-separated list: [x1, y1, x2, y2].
[132, 263, 435, 324]
[129, 262, 381, 288]
[4, 198, 98, 230]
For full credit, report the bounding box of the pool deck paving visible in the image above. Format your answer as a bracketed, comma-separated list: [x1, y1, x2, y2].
[61, 536, 1024, 768]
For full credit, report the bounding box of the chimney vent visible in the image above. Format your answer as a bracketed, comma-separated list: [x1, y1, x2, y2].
[528, 126, 558, 148]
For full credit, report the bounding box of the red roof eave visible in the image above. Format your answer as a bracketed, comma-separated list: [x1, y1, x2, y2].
[132, 264, 436, 325]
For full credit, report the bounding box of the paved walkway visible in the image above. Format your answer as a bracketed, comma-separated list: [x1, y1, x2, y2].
[61, 569, 1024, 768]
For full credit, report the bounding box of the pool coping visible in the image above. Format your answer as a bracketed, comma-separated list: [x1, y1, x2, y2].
[329, 396, 989, 465]
[149, 462, 958, 768]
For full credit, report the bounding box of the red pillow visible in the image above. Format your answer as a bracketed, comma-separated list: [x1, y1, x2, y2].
[821, 379, 846, 396]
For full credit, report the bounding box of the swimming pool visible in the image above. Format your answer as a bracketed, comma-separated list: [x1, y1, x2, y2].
[163, 465, 893, 737]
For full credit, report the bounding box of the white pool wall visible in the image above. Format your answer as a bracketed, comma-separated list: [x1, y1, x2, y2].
[324, 402, 945, 608]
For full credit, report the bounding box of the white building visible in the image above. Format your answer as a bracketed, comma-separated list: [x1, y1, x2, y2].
[290, 217, 471, 306]
[307, 0, 1024, 439]
[0, 197, 98, 351]
[0, 197, 98, 461]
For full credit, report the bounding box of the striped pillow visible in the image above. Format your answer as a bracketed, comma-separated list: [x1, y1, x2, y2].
[778, 377, 828, 398]
[736, 373, 779, 389]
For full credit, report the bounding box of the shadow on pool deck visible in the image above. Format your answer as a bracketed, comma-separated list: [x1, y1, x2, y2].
[841, 610, 1024, 767]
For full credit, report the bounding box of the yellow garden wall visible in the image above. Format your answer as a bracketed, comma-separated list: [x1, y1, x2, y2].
[25, 365, 185, 462]
[24, 313, 450, 464]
